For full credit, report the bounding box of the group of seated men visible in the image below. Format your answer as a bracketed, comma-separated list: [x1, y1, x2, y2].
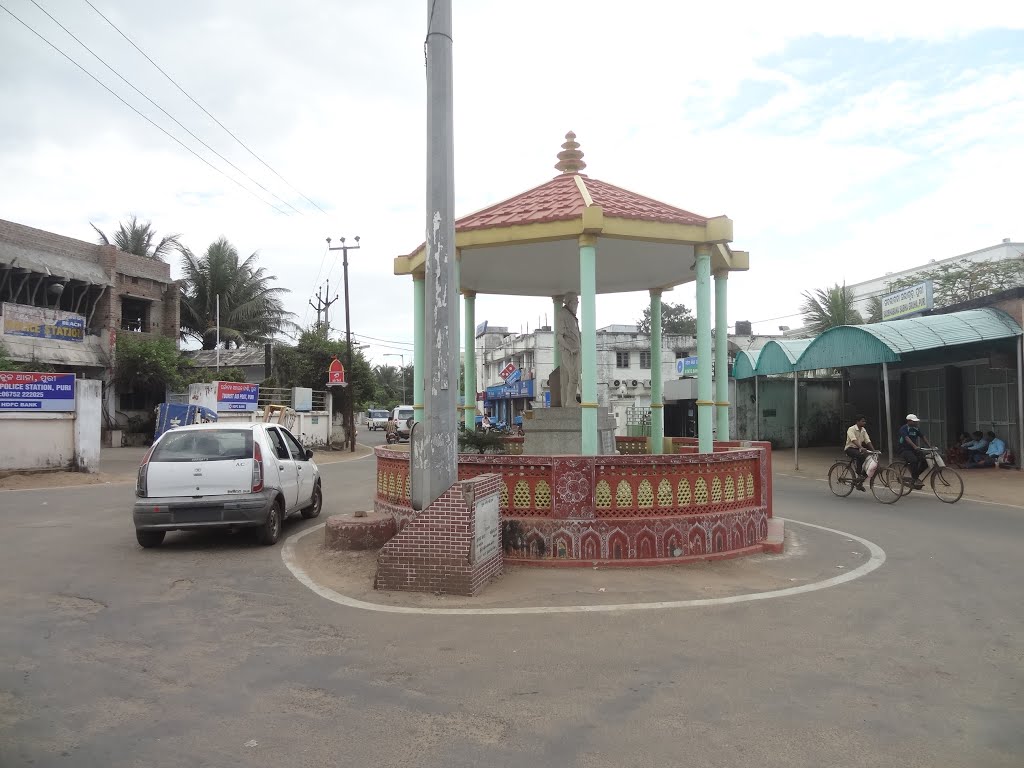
[948, 430, 1009, 468]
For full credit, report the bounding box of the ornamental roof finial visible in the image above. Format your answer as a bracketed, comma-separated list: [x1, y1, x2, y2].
[554, 131, 586, 174]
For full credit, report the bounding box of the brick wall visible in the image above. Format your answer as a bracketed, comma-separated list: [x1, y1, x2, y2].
[375, 474, 503, 596]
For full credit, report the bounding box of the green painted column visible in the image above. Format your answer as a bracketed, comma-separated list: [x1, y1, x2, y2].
[649, 289, 664, 453]
[714, 270, 730, 440]
[413, 275, 425, 423]
[463, 290, 477, 431]
[580, 237, 598, 455]
[552, 295, 562, 370]
[696, 246, 713, 453]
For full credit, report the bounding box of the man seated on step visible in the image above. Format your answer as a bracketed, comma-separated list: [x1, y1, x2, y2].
[966, 431, 1006, 469]
[844, 415, 875, 492]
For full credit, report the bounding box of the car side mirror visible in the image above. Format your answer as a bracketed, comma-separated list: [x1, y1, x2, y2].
[305, 448, 314, 460]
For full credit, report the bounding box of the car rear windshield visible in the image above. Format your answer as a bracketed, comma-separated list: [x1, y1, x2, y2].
[151, 429, 254, 462]
[398, 409, 413, 421]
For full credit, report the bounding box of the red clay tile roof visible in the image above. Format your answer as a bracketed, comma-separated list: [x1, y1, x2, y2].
[455, 174, 708, 232]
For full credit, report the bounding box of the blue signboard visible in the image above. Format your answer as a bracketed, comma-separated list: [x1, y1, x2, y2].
[505, 367, 522, 384]
[485, 380, 534, 400]
[155, 403, 218, 440]
[0, 372, 76, 411]
[216, 381, 259, 412]
[2, 304, 85, 343]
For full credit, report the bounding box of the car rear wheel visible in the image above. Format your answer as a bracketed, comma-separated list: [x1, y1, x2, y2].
[301, 482, 322, 519]
[136, 530, 166, 548]
[259, 498, 284, 546]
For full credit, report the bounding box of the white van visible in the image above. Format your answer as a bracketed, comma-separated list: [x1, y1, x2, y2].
[392, 405, 414, 439]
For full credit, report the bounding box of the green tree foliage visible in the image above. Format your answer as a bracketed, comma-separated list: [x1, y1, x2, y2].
[272, 329, 375, 411]
[800, 284, 864, 334]
[373, 364, 403, 406]
[114, 335, 192, 395]
[179, 237, 297, 349]
[181, 366, 248, 386]
[90, 215, 182, 260]
[0, 342, 15, 370]
[637, 301, 697, 335]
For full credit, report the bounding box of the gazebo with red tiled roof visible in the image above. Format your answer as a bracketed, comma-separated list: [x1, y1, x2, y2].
[395, 132, 749, 454]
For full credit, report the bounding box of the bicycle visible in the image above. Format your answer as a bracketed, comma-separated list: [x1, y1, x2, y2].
[828, 450, 901, 504]
[889, 447, 964, 504]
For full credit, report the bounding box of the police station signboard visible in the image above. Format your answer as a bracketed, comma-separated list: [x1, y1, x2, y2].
[215, 381, 259, 411]
[0, 372, 76, 411]
[1, 303, 85, 343]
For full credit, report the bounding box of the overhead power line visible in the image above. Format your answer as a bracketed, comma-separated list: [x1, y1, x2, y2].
[81, 0, 330, 215]
[0, 2, 289, 215]
[27, 0, 301, 215]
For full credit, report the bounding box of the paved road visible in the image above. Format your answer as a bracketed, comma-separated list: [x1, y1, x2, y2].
[1, 436, 1021, 767]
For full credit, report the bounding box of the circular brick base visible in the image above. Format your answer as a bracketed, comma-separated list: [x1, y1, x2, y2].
[324, 513, 397, 551]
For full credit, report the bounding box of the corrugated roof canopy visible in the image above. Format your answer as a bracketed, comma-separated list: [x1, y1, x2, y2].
[731, 349, 760, 380]
[748, 339, 813, 377]
[795, 308, 1022, 370]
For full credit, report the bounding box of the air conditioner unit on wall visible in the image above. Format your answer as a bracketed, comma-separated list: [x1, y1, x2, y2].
[643, 379, 652, 388]
[612, 379, 621, 388]
[630, 379, 639, 388]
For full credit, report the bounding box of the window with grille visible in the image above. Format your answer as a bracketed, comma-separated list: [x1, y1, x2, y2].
[640, 351, 652, 369]
[616, 351, 629, 368]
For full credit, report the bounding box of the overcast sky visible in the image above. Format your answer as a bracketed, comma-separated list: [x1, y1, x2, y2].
[2, 0, 1022, 369]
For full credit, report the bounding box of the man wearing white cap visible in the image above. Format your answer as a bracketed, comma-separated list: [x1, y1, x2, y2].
[897, 414, 932, 489]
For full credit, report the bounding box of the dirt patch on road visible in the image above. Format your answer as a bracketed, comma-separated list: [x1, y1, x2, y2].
[0, 471, 127, 491]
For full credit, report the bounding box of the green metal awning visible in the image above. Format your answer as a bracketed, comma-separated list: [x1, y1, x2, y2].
[794, 308, 1022, 370]
[752, 339, 814, 376]
[731, 348, 760, 380]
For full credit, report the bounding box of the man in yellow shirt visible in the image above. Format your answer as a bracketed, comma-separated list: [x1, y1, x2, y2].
[844, 415, 875, 491]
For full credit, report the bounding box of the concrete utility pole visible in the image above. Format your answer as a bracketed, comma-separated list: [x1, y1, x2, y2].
[308, 279, 339, 334]
[327, 238, 360, 452]
[417, 0, 458, 508]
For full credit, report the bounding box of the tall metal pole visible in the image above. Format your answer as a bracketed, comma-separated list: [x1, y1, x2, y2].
[1016, 336, 1023, 471]
[793, 370, 799, 470]
[882, 361, 893, 465]
[327, 237, 360, 453]
[418, 0, 458, 507]
[215, 294, 220, 372]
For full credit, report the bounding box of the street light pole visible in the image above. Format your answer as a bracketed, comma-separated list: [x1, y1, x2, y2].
[384, 353, 406, 405]
[326, 236, 361, 452]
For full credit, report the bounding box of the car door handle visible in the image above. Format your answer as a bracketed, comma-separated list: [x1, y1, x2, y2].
[278, 465, 285, 470]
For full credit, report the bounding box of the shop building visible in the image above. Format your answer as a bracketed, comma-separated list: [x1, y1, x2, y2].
[0, 218, 180, 427]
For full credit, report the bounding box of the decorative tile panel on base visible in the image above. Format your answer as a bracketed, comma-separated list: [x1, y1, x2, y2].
[374, 442, 777, 567]
[374, 473, 503, 596]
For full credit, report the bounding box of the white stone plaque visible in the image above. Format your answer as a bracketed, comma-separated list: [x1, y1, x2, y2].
[472, 492, 501, 564]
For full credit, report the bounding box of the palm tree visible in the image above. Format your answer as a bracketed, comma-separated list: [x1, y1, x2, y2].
[800, 283, 864, 335]
[866, 296, 884, 324]
[90, 215, 182, 260]
[373, 364, 402, 402]
[179, 237, 297, 349]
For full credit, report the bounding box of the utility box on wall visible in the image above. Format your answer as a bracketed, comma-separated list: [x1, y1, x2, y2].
[292, 387, 313, 413]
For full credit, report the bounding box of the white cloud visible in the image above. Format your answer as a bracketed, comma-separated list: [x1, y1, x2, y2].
[1, 0, 1022, 361]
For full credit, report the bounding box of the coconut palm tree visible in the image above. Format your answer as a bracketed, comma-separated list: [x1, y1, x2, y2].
[373, 364, 402, 403]
[90, 215, 182, 260]
[179, 237, 297, 349]
[800, 283, 864, 335]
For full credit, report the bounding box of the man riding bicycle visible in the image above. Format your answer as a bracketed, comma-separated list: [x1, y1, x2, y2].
[844, 415, 875, 492]
[898, 414, 932, 489]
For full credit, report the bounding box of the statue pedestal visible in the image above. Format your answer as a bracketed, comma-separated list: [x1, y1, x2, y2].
[523, 407, 618, 455]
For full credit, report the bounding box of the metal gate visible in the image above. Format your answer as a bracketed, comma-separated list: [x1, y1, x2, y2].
[963, 364, 1019, 454]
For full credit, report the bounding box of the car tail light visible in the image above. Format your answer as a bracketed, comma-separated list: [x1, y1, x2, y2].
[136, 444, 156, 498]
[252, 441, 264, 492]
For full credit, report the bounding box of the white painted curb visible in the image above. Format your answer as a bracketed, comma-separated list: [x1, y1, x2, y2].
[281, 517, 886, 616]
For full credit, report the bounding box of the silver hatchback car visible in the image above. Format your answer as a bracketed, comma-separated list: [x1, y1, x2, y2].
[133, 423, 322, 548]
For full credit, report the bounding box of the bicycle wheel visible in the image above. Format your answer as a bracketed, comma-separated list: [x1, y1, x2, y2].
[870, 467, 902, 504]
[931, 466, 964, 504]
[890, 461, 913, 496]
[828, 461, 855, 497]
